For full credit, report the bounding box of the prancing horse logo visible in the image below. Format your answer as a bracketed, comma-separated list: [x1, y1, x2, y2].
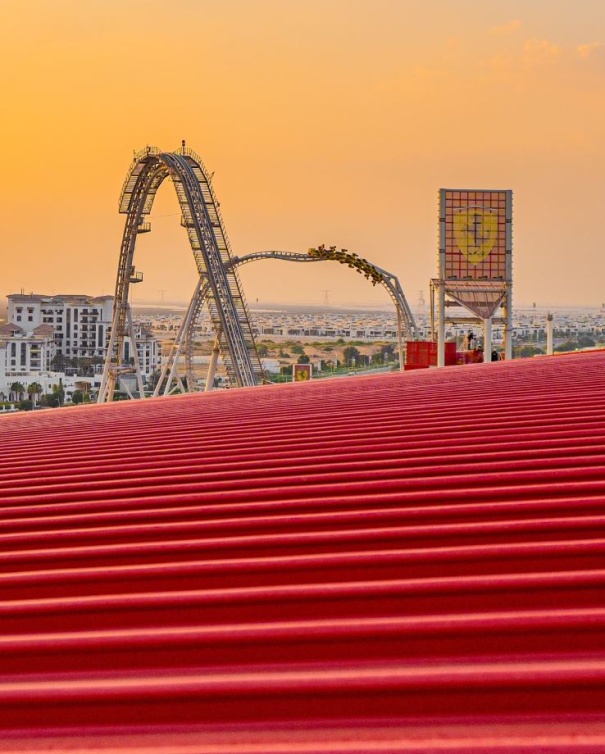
[453, 207, 498, 264]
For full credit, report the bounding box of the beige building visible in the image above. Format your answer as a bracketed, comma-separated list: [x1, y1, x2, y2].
[6, 294, 161, 382]
[8, 293, 114, 360]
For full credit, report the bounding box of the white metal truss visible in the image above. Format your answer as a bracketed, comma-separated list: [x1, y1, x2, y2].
[232, 248, 418, 370]
[160, 248, 419, 393]
[98, 145, 264, 402]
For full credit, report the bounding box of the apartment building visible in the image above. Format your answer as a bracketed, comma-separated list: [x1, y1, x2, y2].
[8, 294, 113, 360]
[6, 294, 161, 379]
[0, 322, 56, 376]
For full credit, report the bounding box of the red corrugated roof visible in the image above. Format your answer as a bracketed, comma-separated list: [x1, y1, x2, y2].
[1, 353, 605, 751]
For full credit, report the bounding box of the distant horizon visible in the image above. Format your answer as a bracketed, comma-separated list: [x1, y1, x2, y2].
[130, 298, 605, 313]
[1, 293, 603, 316]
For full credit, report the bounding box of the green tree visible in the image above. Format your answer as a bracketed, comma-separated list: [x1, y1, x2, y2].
[342, 346, 361, 367]
[147, 370, 162, 391]
[71, 389, 85, 405]
[27, 382, 43, 407]
[297, 354, 311, 364]
[10, 382, 25, 402]
[577, 335, 596, 348]
[518, 345, 544, 358]
[554, 340, 577, 353]
[291, 344, 305, 355]
[18, 399, 33, 411]
[256, 343, 269, 358]
[51, 353, 66, 372]
[52, 383, 65, 407]
[379, 344, 396, 362]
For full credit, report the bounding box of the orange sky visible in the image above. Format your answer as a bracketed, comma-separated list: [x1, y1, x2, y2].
[1, 0, 604, 308]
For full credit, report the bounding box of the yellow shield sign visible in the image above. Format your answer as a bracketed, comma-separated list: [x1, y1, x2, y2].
[453, 208, 498, 264]
[293, 364, 312, 381]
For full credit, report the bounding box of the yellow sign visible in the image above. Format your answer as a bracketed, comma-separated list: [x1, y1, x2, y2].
[293, 364, 312, 381]
[453, 208, 498, 264]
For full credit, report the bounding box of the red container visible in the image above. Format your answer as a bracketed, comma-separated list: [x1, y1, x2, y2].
[444, 342, 457, 366]
[405, 342, 419, 365]
[406, 341, 457, 367]
[406, 341, 435, 367]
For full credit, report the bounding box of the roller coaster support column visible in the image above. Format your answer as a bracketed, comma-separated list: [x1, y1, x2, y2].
[153, 277, 205, 397]
[436, 280, 446, 368]
[205, 336, 221, 391]
[126, 304, 146, 397]
[396, 310, 404, 371]
[98, 301, 145, 400]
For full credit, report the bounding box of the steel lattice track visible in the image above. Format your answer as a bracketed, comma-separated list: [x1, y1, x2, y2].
[98, 147, 263, 402]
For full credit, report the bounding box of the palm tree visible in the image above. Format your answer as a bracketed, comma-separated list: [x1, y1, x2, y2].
[10, 382, 25, 402]
[27, 382, 43, 407]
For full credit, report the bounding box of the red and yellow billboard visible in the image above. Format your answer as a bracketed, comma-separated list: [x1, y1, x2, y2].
[439, 189, 512, 282]
[293, 364, 312, 381]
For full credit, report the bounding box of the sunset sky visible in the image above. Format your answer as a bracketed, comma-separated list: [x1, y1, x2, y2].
[1, 0, 604, 309]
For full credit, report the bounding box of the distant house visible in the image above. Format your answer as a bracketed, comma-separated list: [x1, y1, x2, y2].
[0, 321, 56, 376]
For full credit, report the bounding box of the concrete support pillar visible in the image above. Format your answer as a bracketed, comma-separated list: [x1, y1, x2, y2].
[437, 282, 446, 368]
[396, 310, 404, 372]
[546, 313, 554, 356]
[504, 285, 513, 361]
[483, 318, 492, 362]
[205, 338, 220, 391]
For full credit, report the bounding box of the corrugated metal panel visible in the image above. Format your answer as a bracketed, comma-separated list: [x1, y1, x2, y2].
[1, 353, 605, 751]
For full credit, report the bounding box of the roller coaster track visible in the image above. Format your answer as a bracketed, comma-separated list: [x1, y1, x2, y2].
[232, 248, 418, 340]
[156, 248, 418, 395]
[98, 145, 263, 402]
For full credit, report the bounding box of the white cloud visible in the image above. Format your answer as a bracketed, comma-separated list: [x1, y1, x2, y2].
[489, 19, 522, 36]
[577, 42, 601, 59]
[524, 38, 562, 65]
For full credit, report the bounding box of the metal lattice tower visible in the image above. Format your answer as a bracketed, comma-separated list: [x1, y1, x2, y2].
[98, 145, 264, 402]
